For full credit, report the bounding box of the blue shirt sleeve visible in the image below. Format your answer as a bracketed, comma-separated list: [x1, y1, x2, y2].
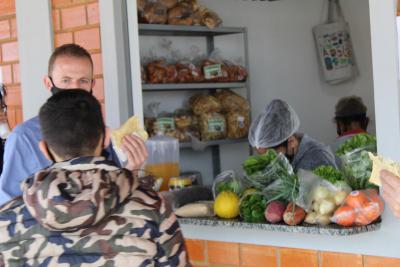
[0, 130, 50, 206]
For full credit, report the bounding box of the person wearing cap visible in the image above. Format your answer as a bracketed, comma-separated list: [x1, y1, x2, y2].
[249, 99, 337, 172]
[331, 95, 369, 153]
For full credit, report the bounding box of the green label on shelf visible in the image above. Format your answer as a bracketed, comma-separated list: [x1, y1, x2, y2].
[208, 118, 225, 133]
[203, 64, 222, 80]
[157, 117, 175, 132]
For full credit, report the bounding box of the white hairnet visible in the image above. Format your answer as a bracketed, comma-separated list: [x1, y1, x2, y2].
[249, 99, 300, 149]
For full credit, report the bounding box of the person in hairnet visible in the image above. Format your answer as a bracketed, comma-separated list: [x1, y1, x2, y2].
[331, 95, 369, 153]
[248, 99, 337, 172]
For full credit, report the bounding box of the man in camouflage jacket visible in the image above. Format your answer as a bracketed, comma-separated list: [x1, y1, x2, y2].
[0, 90, 190, 266]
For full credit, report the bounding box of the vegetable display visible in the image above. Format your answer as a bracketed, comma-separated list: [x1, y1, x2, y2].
[243, 149, 277, 175]
[336, 134, 377, 190]
[331, 189, 384, 226]
[313, 165, 344, 184]
[239, 193, 268, 223]
[336, 134, 376, 156]
[243, 151, 295, 191]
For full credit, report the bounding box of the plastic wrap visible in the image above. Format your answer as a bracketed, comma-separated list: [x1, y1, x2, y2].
[167, 3, 194, 25]
[243, 152, 294, 191]
[212, 170, 243, 198]
[340, 143, 376, 190]
[141, 1, 168, 24]
[226, 111, 250, 139]
[189, 94, 221, 115]
[160, 0, 178, 9]
[331, 189, 384, 226]
[199, 112, 226, 141]
[214, 89, 250, 112]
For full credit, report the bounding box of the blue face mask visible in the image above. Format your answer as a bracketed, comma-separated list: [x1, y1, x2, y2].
[48, 77, 93, 95]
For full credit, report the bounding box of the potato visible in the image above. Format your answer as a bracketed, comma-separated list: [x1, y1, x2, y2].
[334, 191, 348, 206]
[264, 200, 286, 223]
[283, 202, 306, 226]
[317, 214, 331, 226]
[318, 199, 336, 216]
[304, 212, 318, 224]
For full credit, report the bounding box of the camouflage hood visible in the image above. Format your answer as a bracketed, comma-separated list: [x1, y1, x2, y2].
[21, 156, 138, 232]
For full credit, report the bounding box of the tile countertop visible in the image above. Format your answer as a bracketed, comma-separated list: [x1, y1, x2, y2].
[179, 210, 400, 258]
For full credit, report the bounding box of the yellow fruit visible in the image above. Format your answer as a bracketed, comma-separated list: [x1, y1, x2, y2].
[214, 191, 240, 219]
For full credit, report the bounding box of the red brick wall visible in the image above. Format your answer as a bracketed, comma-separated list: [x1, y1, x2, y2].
[0, 0, 22, 129]
[52, 0, 104, 113]
[186, 239, 400, 267]
[0, 0, 104, 129]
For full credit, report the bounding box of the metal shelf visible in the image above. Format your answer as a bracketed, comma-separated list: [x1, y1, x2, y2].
[139, 24, 246, 37]
[180, 138, 248, 149]
[142, 82, 246, 91]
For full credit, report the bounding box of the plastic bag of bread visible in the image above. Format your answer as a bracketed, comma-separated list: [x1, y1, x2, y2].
[142, 0, 168, 24]
[224, 60, 248, 82]
[111, 116, 149, 166]
[201, 55, 228, 82]
[167, 3, 194, 26]
[226, 111, 250, 139]
[189, 94, 221, 115]
[180, 0, 200, 12]
[174, 109, 193, 129]
[176, 61, 202, 83]
[215, 89, 250, 112]
[159, 0, 178, 9]
[199, 112, 227, 141]
[193, 6, 222, 29]
[146, 60, 168, 83]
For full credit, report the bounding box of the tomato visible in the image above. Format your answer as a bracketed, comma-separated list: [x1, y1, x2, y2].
[360, 201, 381, 223]
[346, 191, 369, 209]
[365, 189, 385, 213]
[332, 205, 356, 227]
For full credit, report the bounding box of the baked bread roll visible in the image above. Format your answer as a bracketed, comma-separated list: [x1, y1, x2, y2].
[111, 116, 148, 149]
[369, 153, 400, 186]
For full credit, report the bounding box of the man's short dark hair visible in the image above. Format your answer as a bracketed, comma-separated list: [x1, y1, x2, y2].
[334, 95, 369, 130]
[48, 44, 93, 76]
[39, 89, 104, 159]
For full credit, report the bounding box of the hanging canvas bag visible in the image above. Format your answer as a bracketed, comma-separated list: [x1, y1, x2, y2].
[313, 0, 358, 85]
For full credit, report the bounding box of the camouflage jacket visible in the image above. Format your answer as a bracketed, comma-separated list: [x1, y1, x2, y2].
[0, 156, 190, 267]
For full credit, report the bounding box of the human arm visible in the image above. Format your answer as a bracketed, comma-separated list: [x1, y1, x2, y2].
[380, 170, 400, 218]
[0, 130, 50, 206]
[154, 197, 190, 267]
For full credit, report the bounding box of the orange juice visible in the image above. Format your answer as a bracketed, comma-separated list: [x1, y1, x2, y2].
[145, 162, 180, 191]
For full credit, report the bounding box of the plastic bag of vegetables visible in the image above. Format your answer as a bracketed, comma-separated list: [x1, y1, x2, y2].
[239, 191, 268, 223]
[261, 171, 299, 204]
[336, 134, 377, 190]
[295, 169, 351, 226]
[242, 150, 294, 190]
[212, 170, 243, 198]
[331, 189, 384, 226]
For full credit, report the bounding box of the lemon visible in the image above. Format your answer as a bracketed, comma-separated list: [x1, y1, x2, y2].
[214, 191, 240, 219]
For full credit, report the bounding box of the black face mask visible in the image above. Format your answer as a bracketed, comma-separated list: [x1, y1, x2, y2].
[48, 77, 93, 95]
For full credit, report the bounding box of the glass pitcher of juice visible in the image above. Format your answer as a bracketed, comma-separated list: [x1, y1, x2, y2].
[144, 135, 180, 191]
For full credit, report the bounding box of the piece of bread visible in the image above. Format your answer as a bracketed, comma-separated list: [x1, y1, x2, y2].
[369, 152, 400, 186]
[111, 116, 148, 149]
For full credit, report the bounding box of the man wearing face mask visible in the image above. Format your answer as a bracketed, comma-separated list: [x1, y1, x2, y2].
[0, 44, 148, 206]
[248, 99, 337, 172]
[330, 95, 369, 154]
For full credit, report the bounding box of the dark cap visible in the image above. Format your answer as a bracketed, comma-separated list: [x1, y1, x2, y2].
[335, 95, 367, 118]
